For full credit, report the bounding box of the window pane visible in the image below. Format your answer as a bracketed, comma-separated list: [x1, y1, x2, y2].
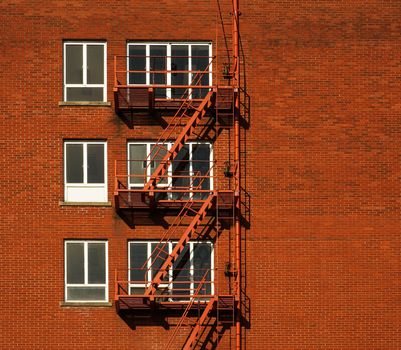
[193, 243, 212, 295]
[129, 243, 147, 283]
[192, 144, 211, 199]
[66, 87, 103, 101]
[171, 45, 189, 98]
[150, 143, 167, 186]
[150, 45, 167, 98]
[88, 243, 106, 284]
[172, 145, 189, 199]
[129, 45, 146, 84]
[66, 242, 85, 284]
[129, 144, 147, 186]
[87, 45, 104, 84]
[67, 287, 105, 301]
[173, 244, 190, 298]
[87, 144, 105, 184]
[151, 242, 169, 281]
[66, 144, 83, 183]
[65, 45, 83, 84]
[191, 45, 210, 98]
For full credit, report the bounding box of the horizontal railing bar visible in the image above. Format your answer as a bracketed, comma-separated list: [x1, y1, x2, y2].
[115, 55, 215, 59]
[117, 70, 211, 74]
[115, 189, 216, 193]
[115, 84, 215, 89]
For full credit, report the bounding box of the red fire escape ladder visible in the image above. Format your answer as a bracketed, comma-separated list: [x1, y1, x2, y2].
[165, 270, 211, 350]
[182, 296, 217, 350]
[143, 90, 215, 192]
[144, 193, 215, 296]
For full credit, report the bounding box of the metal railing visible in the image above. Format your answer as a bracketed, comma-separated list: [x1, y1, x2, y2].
[114, 159, 235, 198]
[115, 268, 214, 300]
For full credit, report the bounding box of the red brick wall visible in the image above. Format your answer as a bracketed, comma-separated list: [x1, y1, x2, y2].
[1, 0, 400, 349]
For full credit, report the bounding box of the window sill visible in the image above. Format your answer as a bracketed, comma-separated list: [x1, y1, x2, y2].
[60, 301, 113, 307]
[58, 101, 112, 107]
[59, 201, 112, 207]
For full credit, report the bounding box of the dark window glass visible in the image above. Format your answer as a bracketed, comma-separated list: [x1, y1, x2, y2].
[191, 45, 210, 98]
[193, 243, 212, 295]
[66, 242, 85, 284]
[151, 242, 169, 281]
[192, 144, 211, 199]
[129, 243, 148, 283]
[129, 45, 146, 84]
[66, 144, 83, 183]
[87, 45, 104, 84]
[150, 45, 167, 98]
[129, 144, 147, 185]
[172, 145, 190, 199]
[65, 45, 83, 84]
[67, 287, 105, 301]
[88, 243, 106, 284]
[171, 45, 189, 98]
[150, 143, 168, 185]
[87, 144, 105, 184]
[172, 244, 190, 298]
[66, 87, 103, 101]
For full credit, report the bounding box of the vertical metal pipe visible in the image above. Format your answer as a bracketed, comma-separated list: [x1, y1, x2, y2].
[232, 0, 241, 349]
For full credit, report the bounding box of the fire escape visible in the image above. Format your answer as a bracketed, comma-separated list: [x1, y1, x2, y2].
[113, 2, 242, 349]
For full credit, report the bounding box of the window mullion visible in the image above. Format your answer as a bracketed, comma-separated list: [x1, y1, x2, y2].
[83, 143, 88, 184]
[83, 44, 87, 86]
[84, 242, 88, 285]
[147, 242, 151, 288]
[168, 143, 172, 199]
[188, 45, 192, 99]
[190, 242, 194, 296]
[166, 44, 171, 99]
[189, 143, 193, 199]
[146, 45, 150, 85]
[209, 43, 212, 87]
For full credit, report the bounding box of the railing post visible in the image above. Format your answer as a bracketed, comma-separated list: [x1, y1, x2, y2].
[114, 268, 118, 300]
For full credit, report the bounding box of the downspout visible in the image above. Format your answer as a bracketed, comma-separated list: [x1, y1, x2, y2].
[232, 0, 241, 349]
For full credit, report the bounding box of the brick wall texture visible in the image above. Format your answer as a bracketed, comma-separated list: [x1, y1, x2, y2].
[1, 0, 401, 349]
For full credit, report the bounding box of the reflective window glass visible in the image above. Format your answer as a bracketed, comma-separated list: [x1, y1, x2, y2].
[65, 45, 83, 84]
[87, 144, 105, 184]
[66, 144, 83, 183]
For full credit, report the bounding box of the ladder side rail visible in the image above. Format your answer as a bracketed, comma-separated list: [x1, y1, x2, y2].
[182, 297, 217, 350]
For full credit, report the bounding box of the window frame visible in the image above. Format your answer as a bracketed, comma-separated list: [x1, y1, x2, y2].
[64, 240, 108, 303]
[127, 141, 214, 196]
[126, 42, 213, 99]
[63, 140, 108, 202]
[127, 240, 214, 298]
[63, 41, 107, 102]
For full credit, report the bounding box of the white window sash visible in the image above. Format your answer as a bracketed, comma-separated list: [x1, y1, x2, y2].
[64, 141, 107, 185]
[63, 42, 107, 102]
[126, 42, 212, 99]
[128, 241, 214, 297]
[127, 141, 213, 195]
[65, 240, 108, 302]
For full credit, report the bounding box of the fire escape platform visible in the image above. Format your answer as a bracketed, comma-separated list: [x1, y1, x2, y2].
[114, 86, 235, 115]
[115, 294, 236, 316]
[114, 190, 234, 213]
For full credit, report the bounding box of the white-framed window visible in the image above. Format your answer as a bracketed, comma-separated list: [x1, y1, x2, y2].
[128, 241, 214, 298]
[64, 141, 107, 202]
[127, 141, 213, 199]
[64, 240, 108, 302]
[127, 42, 212, 99]
[63, 41, 107, 102]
